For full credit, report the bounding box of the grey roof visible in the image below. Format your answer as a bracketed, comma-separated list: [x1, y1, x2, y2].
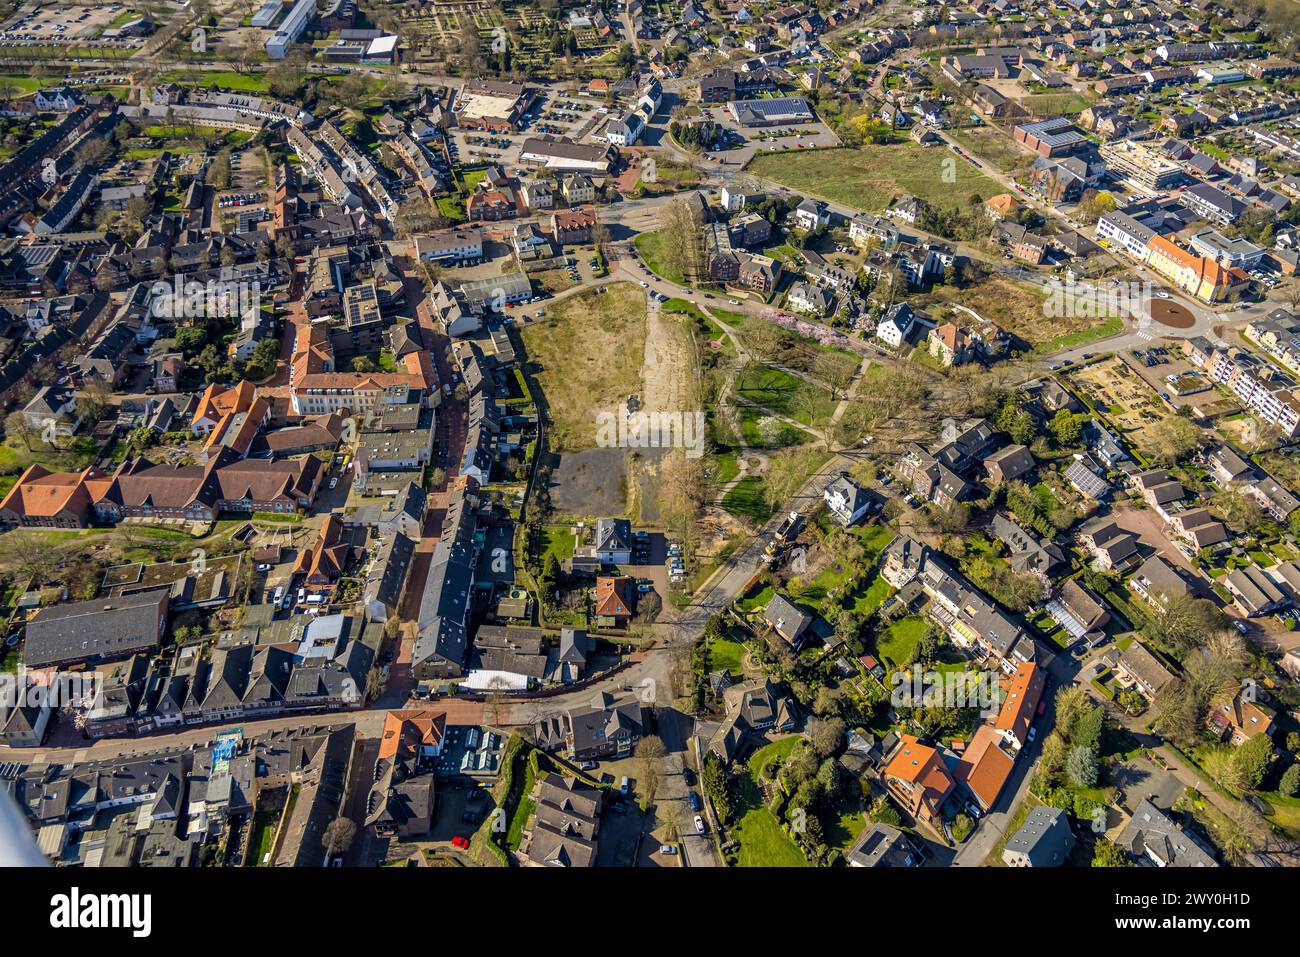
[1129, 554, 1188, 602]
[991, 513, 1065, 574]
[1118, 798, 1218, 867]
[1065, 458, 1110, 499]
[23, 591, 167, 668]
[412, 481, 478, 674]
[524, 773, 604, 867]
[1003, 805, 1075, 866]
[365, 532, 415, 610]
[846, 823, 922, 867]
[566, 695, 644, 754]
[764, 593, 812, 642]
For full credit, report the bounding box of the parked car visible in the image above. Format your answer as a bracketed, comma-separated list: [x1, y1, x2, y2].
[688, 791, 702, 812]
[694, 815, 707, 835]
[451, 836, 470, 850]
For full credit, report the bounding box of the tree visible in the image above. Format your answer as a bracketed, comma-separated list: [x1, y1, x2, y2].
[1054, 685, 1092, 741]
[1147, 415, 1204, 466]
[1147, 593, 1225, 655]
[1234, 733, 1273, 791]
[655, 198, 699, 284]
[814, 350, 857, 400]
[808, 717, 845, 758]
[762, 446, 816, 510]
[701, 752, 734, 824]
[1215, 801, 1269, 865]
[5, 410, 32, 451]
[742, 320, 786, 364]
[658, 450, 706, 556]
[1151, 680, 1203, 747]
[1212, 488, 1268, 536]
[1280, 763, 1300, 798]
[1066, 745, 1098, 788]
[1071, 705, 1104, 753]
[1075, 189, 1117, 225]
[635, 735, 667, 805]
[322, 817, 357, 855]
[1091, 837, 1131, 867]
[994, 396, 1037, 445]
[1049, 409, 1086, 447]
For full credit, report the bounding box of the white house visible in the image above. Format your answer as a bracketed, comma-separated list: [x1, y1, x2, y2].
[594, 517, 633, 564]
[824, 474, 873, 526]
[794, 198, 829, 231]
[849, 213, 900, 250]
[876, 303, 918, 349]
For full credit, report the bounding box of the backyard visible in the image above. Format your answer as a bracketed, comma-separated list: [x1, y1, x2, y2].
[730, 737, 810, 867]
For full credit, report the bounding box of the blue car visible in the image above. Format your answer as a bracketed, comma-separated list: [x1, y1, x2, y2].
[688, 791, 702, 812]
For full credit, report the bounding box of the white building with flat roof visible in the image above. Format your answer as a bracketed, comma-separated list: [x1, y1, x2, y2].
[266, 0, 316, 59]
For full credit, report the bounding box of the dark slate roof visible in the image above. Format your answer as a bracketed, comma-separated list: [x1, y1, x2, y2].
[23, 591, 167, 668]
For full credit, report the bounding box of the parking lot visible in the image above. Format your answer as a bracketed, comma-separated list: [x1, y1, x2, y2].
[445, 92, 617, 168]
[693, 104, 841, 167]
[0, 2, 149, 49]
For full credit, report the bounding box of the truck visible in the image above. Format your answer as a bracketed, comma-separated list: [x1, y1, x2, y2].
[774, 510, 803, 543]
[762, 511, 804, 564]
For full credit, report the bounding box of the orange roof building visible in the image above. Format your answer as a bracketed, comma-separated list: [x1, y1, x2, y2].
[295, 514, 351, 592]
[201, 394, 271, 462]
[379, 708, 447, 764]
[594, 576, 635, 620]
[883, 734, 955, 822]
[290, 319, 431, 415]
[0, 465, 105, 528]
[955, 723, 1015, 813]
[984, 193, 1022, 219]
[1145, 233, 1250, 302]
[191, 380, 259, 436]
[994, 661, 1044, 751]
[1207, 690, 1274, 746]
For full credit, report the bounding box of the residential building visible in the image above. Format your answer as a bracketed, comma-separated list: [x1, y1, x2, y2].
[1117, 799, 1218, 867]
[1003, 806, 1075, 866]
[882, 734, 955, 823]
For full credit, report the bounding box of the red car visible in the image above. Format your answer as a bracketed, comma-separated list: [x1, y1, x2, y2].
[451, 836, 470, 850]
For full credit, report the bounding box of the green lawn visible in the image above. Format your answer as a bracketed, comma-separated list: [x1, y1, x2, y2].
[708, 638, 746, 677]
[0, 75, 45, 95]
[435, 196, 467, 222]
[721, 474, 774, 525]
[634, 231, 688, 285]
[732, 738, 810, 868]
[736, 365, 836, 428]
[749, 143, 1004, 214]
[844, 573, 893, 617]
[712, 450, 741, 486]
[738, 583, 775, 614]
[873, 615, 930, 669]
[539, 524, 577, 562]
[163, 70, 270, 93]
[248, 809, 278, 866]
[1260, 790, 1300, 839]
[737, 404, 804, 449]
[1031, 315, 1124, 354]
